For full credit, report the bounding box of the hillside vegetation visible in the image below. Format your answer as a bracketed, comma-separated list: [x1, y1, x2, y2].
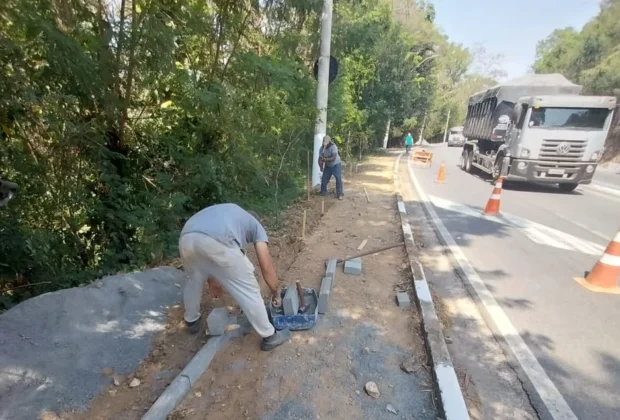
[0, 0, 489, 308]
[533, 0, 620, 162]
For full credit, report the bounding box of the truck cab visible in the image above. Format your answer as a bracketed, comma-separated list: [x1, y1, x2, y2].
[447, 126, 465, 147]
[503, 95, 616, 191]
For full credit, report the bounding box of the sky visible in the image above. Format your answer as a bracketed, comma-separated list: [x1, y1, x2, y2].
[431, 0, 603, 80]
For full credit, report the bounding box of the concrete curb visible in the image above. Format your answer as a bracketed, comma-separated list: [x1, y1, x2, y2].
[393, 152, 470, 420]
[141, 328, 246, 420]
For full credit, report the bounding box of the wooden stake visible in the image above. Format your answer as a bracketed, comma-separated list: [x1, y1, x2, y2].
[321, 199, 325, 215]
[302, 209, 307, 239]
[357, 239, 368, 251]
[364, 187, 370, 203]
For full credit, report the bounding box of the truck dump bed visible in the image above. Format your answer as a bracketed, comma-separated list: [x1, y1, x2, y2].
[464, 74, 583, 141]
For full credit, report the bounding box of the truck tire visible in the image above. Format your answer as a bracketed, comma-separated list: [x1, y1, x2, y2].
[558, 183, 578, 193]
[492, 156, 503, 182]
[465, 150, 473, 173]
[460, 150, 468, 170]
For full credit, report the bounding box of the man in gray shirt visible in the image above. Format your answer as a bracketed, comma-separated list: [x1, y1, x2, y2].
[179, 203, 291, 351]
[318, 135, 344, 199]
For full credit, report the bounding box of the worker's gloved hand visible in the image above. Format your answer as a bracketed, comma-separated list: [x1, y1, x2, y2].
[207, 278, 224, 298]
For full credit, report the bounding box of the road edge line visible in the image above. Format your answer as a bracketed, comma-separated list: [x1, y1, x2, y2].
[394, 152, 470, 420]
[405, 155, 578, 420]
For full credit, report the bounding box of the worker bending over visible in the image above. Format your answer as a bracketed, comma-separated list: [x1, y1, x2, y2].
[179, 203, 291, 351]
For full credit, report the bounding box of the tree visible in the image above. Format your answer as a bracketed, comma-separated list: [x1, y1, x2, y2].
[0, 0, 457, 308]
[533, 0, 620, 160]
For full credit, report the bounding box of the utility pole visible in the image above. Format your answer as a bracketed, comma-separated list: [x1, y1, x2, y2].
[442, 108, 451, 143]
[312, 0, 333, 187]
[382, 119, 391, 149]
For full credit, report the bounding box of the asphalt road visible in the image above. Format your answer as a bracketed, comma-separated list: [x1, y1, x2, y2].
[408, 143, 620, 420]
[594, 162, 620, 189]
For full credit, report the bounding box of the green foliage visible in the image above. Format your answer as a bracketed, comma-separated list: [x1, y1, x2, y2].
[533, 0, 620, 96]
[0, 0, 479, 308]
[533, 0, 620, 160]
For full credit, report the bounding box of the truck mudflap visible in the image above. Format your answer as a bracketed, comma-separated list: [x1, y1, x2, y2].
[506, 159, 596, 184]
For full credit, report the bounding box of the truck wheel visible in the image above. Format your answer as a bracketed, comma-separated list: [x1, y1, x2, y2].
[465, 150, 473, 173]
[558, 183, 578, 193]
[460, 150, 468, 170]
[492, 157, 503, 182]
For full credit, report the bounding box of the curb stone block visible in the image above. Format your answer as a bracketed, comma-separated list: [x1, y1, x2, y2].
[283, 285, 300, 315]
[206, 307, 229, 336]
[396, 292, 411, 309]
[318, 277, 332, 314]
[343, 258, 362, 275]
[325, 258, 338, 280]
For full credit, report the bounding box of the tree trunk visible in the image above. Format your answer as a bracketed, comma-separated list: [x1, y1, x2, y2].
[118, 0, 138, 150]
[442, 108, 451, 143]
[418, 112, 427, 144]
[382, 118, 391, 149]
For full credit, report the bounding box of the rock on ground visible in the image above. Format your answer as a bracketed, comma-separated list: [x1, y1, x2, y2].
[0, 267, 185, 420]
[364, 381, 380, 399]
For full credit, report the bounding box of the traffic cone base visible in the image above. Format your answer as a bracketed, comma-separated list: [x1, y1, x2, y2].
[574, 277, 620, 294]
[575, 231, 620, 293]
[482, 178, 503, 215]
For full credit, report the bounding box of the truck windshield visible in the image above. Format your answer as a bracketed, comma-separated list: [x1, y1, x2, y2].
[529, 107, 609, 130]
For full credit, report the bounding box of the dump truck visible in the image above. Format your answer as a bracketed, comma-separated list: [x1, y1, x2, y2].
[460, 74, 616, 191]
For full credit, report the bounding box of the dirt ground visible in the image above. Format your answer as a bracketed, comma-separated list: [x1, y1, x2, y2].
[67, 156, 437, 420]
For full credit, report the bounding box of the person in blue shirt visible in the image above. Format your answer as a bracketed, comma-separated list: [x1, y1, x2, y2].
[405, 132, 413, 153]
[318, 135, 344, 200]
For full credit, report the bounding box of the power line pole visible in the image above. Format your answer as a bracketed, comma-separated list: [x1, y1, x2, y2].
[312, 0, 333, 187]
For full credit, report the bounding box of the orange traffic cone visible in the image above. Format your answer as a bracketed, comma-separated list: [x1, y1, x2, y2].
[575, 230, 620, 293]
[435, 163, 446, 183]
[482, 177, 503, 215]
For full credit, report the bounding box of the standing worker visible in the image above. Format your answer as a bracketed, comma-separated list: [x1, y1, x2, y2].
[318, 135, 344, 200]
[405, 132, 413, 153]
[179, 203, 291, 351]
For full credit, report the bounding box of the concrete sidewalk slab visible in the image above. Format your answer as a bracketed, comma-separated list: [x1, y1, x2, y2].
[0, 267, 185, 420]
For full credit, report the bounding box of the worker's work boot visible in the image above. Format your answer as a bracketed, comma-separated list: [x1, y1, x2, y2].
[185, 317, 201, 335]
[261, 329, 291, 351]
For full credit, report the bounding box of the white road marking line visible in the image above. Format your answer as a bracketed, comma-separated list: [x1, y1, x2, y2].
[429, 195, 605, 256]
[408, 159, 578, 420]
[549, 212, 610, 242]
[586, 183, 620, 199]
[580, 185, 620, 204]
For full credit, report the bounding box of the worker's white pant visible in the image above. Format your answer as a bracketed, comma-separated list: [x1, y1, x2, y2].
[179, 232, 275, 338]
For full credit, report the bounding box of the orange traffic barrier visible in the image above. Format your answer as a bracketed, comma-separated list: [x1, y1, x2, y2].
[412, 149, 433, 167]
[482, 177, 503, 215]
[435, 162, 446, 183]
[575, 229, 620, 294]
